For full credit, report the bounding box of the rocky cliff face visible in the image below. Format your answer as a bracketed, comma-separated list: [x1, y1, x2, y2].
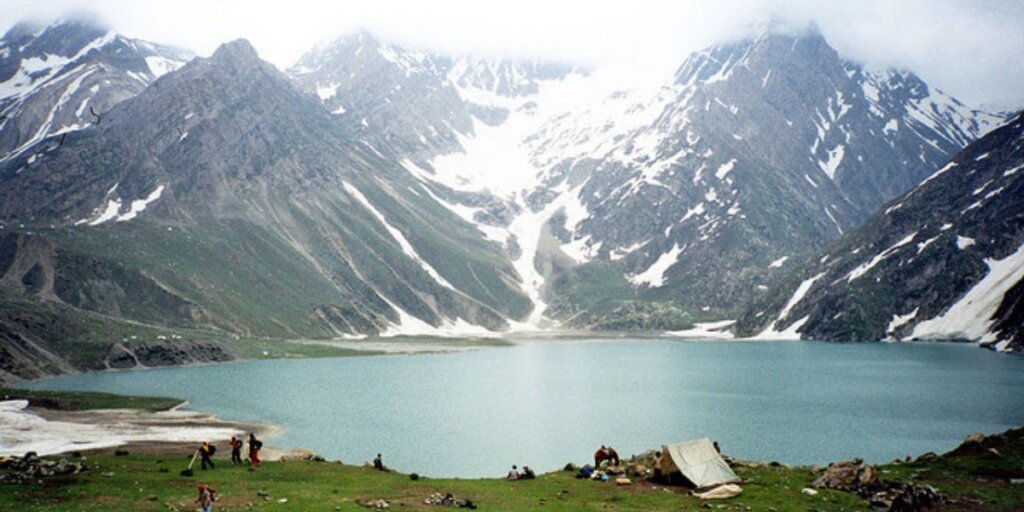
[736, 113, 1024, 352]
[103, 339, 234, 370]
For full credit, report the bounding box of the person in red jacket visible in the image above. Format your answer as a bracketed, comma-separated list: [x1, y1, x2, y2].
[248, 433, 262, 467]
[230, 436, 243, 464]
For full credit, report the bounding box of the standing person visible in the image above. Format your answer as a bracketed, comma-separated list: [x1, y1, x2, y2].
[199, 442, 215, 470]
[248, 433, 262, 467]
[652, 451, 664, 483]
[230, 436, 243, 465]
[197, 483, 214, 512]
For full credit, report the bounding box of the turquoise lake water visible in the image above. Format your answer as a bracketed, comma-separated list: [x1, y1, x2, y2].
[25, 339, 1024, 477]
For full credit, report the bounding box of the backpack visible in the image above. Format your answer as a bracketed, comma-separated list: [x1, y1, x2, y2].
[253, 440, 263, 449]
[208, 445, 216, 455]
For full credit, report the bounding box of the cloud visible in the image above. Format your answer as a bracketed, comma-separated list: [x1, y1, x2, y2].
[1, 0, 1021, 107]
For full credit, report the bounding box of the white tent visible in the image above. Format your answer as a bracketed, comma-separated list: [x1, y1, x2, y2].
[660, 438, 740, 489]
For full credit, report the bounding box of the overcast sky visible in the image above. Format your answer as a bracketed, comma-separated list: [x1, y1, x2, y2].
[3, 0, 1022, 108]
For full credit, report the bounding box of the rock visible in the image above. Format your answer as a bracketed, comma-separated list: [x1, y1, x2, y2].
[812, 459, 879, 491]
[814, 458, 946, 511]
[801, 488, 818, 496]
[963, 432, 985, 445]
[361, 499, 390, 509]
[615, 477, 631, 485]
[915, 452, 939, 462]
[278, 448, 315, 461]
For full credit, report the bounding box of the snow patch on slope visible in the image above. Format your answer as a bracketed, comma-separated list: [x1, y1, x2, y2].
[909, 241, 1024, 343]
[343, 181, 456, 291]
[756, 272, 826, 339]
[628, 244, 684, 288]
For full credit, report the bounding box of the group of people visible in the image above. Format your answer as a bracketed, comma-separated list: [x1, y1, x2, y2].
[505, 464, 535, 480]
[192, 433, 264, 511]
[197, 433, 263, 470]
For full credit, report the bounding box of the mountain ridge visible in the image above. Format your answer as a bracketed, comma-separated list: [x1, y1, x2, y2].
[735, 112, 1024, 352]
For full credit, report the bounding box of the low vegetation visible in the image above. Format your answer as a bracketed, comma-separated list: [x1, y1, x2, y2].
[0, 388, 182, 412]
[2, 397, 1022, 510]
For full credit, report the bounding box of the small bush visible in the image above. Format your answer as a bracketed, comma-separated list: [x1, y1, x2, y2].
[409, 473, 420, 481]
[114, 450, 129, 456]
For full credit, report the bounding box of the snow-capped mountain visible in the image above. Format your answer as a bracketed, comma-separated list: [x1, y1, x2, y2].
[288, 30, 1002, 329]
[0, 23, 1007, 347]
[287, 32, 582, 160]
[0, 39, 530, 345]
[522, 32, 1003, 325]
[736, 112, 1024, 352]
[0, 19, 192, 161]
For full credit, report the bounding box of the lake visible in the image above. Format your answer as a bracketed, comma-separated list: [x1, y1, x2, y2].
[24, 339, 1024, 477]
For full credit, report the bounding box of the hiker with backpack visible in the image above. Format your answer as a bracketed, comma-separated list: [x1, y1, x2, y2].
[197, 483, 215, 512]
[248, 433, 263, 467]
[230, 436, 243, 464]
[199, 442, 216, 470]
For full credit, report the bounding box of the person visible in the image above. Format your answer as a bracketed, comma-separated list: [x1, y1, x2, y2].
[197, 483, 215, 512]
[373, 453, 385, 471]
[521, 465, 536, 479]
[652, 451, 664, 483]
[248, 433, 262, 468]
[506, 464, 520, 480]
[230, 436, 243, 465]
[199, 442, 215, 470]
[713, 441, 721, 454]
[606, 446, 620, 467]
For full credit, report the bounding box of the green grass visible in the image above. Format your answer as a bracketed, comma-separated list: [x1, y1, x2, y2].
[0, 455, 865, 512]
[0, 388, 182, 412]
[2, 426, 1022, 510]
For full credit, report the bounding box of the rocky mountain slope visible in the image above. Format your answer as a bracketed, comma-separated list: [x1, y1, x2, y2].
[0, 19, 191, 162]
[0, 36, 532, 358]
[299, 30, 1000, 327]
[0, 20, 1010, 372]
[735, 112, 1024, 352]
[525, 32, 1003, 326]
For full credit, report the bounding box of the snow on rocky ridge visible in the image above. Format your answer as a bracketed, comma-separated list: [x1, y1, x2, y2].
[291, 29, 1003, 335]
[0, 20, 191, 162]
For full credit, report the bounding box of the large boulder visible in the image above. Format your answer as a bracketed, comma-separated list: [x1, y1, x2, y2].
[812, 458, 879, 491]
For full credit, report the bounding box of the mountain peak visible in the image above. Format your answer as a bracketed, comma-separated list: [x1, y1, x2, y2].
[211, 38, 260, 63]
[674, 29, 840, 86]
[2, 21, 41, 42]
